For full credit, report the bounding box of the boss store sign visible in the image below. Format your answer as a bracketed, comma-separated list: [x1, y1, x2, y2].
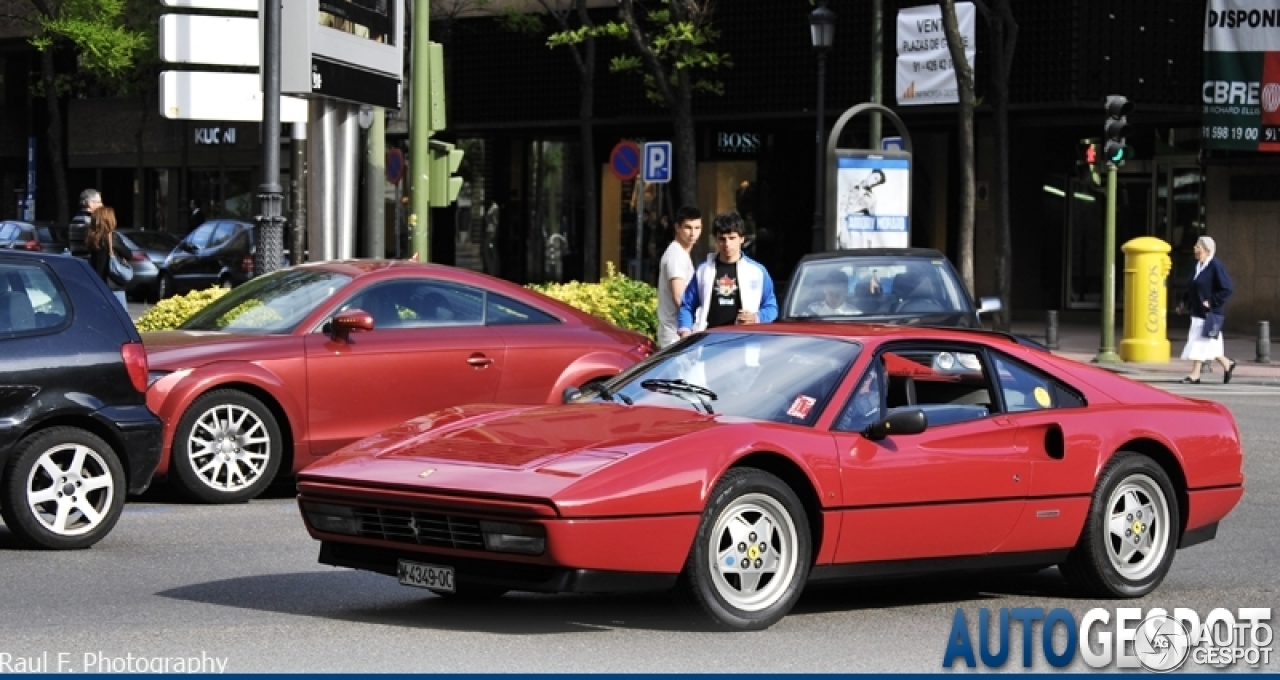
[704, 130, 766, 160]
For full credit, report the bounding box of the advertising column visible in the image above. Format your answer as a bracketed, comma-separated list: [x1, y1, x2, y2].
[1203, 0, 1280, 151]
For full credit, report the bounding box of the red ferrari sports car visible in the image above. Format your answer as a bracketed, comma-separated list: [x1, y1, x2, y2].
[144, 260, 653, 503]
[297, 324, 1244, 630]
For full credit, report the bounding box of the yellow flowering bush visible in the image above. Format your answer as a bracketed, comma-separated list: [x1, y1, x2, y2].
[134, 287, 230, 332]
[529, 263, 658, 339]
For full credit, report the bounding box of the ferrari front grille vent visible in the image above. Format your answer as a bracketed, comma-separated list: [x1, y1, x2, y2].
[353, 507, 485, 550]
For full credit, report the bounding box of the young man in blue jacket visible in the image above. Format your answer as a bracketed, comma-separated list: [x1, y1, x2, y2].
[677, 211, 778, 338]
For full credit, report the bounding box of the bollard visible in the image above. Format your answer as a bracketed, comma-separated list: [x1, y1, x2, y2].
[1258, 321, 1272, 364]
[1046, 310, 1059, 350]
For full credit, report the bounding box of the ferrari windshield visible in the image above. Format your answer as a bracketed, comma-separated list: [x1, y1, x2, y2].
[601, 333, 861, 425]
[786, 256, 968, 319]
[179, 268, 353, 333]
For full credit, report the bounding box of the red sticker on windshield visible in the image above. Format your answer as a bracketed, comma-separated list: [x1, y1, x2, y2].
[786, 395, 816, 419]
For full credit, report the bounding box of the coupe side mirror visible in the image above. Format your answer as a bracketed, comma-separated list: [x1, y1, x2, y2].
[977, 296, 1003, 315]
[864, 408, 928, 441]
[330, 309, 374, 343]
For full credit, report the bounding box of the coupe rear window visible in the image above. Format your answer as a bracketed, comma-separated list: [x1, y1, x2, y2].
[179, 269, 352, 333]
[787, 257, 968, 319]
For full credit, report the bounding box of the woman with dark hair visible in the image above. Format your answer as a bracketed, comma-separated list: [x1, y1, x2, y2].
[1177, 235, 1235, 384]
[85, 205, 132, 307]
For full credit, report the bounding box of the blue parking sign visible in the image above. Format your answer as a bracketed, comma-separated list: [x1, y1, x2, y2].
[642, 141, 672, 183]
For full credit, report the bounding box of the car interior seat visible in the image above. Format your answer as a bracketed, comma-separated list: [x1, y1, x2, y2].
[0, 290, 35, 333]
[418, 291, 453, 322]
[361, 294, 402, 330]
[886, 375, 917, 407]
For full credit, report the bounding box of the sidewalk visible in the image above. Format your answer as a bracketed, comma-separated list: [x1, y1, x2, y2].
[1008, 320, 1280, 385]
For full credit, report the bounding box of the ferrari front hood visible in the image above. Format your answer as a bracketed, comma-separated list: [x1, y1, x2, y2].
[300, 402, 716, 499]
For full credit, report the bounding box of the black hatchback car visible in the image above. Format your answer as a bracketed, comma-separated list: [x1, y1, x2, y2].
[158, 220, 256, 299]
[781, 248, 1002, 328]
[0, 250, 161, 549]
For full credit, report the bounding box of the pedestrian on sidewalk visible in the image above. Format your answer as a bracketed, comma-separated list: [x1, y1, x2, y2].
[677, 211, 778, 337]
[1176, 235, 1236, 384]
[657, 205, 701, 348]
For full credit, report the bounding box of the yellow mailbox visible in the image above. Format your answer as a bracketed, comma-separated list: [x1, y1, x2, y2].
[1120, 236, 1173, 363]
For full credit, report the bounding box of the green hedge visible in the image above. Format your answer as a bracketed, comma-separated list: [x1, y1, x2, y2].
[528, 264, 658, 339]
[133, 265, 660, 338]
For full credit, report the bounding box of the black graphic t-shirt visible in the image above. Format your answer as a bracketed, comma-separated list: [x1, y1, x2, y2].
[706, 260, 741, 328]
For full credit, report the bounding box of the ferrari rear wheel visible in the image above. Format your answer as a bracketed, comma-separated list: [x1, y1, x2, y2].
[171, 389, 283, 504]
[681, 468, 811, 631]
[1060, 453, 1179, 598]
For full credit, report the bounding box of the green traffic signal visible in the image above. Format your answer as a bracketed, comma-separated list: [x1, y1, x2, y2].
[1103, 140, 1132, 164]
[1102, 94, 1134, 167]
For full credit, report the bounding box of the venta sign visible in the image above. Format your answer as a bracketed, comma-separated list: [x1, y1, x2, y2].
[194, 126, 238, 146]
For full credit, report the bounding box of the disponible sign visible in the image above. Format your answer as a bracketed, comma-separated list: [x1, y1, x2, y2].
[833, 156, 911, 249]
[1203, 0, 1280, 151]
[895, 2, 975, 106]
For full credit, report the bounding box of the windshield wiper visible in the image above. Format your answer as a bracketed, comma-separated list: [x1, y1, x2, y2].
[595, 383, 633, 405]
[640, 379, 717, 414]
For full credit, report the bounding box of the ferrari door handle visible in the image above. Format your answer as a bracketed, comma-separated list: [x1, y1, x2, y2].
[467, 354, 495, 367]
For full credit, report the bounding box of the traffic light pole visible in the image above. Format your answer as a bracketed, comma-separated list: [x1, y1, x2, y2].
[1095, 163, 1122, 364]
[409, 1, 431, 261]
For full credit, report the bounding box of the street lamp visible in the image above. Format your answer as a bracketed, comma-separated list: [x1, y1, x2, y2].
[810, 1, 836, 253]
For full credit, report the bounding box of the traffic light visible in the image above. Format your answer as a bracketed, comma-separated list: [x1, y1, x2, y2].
[428, 139, 464, 206]
[1103, 95, 1133, 166]
[1077, 138, 1103, 186]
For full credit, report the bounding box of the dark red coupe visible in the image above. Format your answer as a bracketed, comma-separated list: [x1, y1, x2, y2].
[297, 324, 1244, 630]
[144, 260, 653, 503]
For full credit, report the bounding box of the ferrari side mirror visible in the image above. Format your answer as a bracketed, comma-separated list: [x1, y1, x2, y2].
[865, 408, 928, 441]
[561, 386, 582, 403]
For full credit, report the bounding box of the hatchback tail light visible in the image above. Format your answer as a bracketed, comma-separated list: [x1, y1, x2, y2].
[241, 254, 254, 275]
[121, 342, 149, 394]
[24, 240, 39, 251]
[131, 251, 147, 262]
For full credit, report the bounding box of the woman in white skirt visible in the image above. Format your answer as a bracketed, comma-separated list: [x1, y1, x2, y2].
[1177, 236, 1236, 384]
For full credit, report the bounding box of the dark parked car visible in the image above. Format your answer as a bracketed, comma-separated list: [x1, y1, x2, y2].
[158, 220, 256, 299]
[118, 230, 179, 302]
[781, 249, 1002, 328]
[0, 221, 68, 254]
[0, 250, 162, 549]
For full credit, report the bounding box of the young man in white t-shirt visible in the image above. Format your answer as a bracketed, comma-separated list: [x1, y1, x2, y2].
[656, 206, 702, 347]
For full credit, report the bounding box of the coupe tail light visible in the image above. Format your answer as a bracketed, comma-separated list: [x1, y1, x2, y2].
[241, 254, 254, 275]
[24, 240, 39, 251]
[121, 342, 149, 394]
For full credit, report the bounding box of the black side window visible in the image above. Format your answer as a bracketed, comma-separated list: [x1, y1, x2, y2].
[0, 262, 69, 337]
[486, 294, 557, 326]
[186, 223, 215, 249]
[338, 280, 485, 330]
[992, 354, 1086, 411]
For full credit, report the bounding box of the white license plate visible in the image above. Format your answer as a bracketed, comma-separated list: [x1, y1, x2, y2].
[397, 560, 455, 593]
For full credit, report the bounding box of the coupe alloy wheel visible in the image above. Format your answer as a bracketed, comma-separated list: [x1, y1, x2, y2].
[682, 468, 811, 630]
[1104, 475, 1171, 582]
[172, 390, 282, 503]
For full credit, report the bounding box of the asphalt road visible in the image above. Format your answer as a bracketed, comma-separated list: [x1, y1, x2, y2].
[0, 387, 1276, 673]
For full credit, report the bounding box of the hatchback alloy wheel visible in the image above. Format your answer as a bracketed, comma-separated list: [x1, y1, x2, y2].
[0, 427, 125, 549]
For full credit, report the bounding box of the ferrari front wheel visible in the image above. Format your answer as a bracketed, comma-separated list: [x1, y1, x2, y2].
[681, 468, 811, 631]
[1060, 453, 1179, 598]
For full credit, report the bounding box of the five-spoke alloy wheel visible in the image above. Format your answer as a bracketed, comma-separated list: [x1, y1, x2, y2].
[1060, 453, 1179, 598]
[171, 389, 282, 503]
[682, 468, 811, 630]
[0, 427, 125, 549]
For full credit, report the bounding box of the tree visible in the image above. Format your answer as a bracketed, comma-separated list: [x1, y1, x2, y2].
[939, 0, 975, 296]
[589, 0, 730, 210]
[18, 0, 150, 225]
[975, 0, 1017, 331]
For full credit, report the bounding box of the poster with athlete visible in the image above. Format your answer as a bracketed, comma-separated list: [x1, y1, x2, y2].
[832, 155, 911, 249]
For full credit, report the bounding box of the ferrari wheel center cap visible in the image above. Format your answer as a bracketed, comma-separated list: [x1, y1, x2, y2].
[1131, 520, 1145, 535]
